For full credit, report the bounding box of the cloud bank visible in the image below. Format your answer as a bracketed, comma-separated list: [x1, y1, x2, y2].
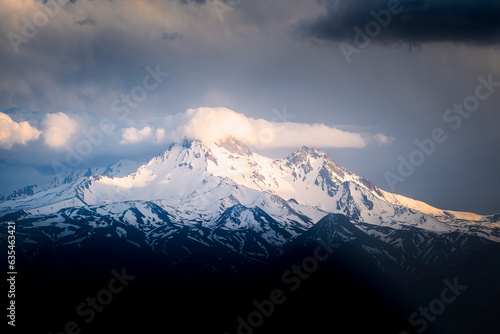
[120, 107, 384, 149]
[0, 107, 388, 152]
[183, 107, 367, 148]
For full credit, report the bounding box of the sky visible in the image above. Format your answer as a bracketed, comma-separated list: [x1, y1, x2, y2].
[0, 0, 499, 214]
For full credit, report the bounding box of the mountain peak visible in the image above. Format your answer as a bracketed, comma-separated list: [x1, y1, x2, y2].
[286, 146, 325, 165]
[299, 146, 323, 157]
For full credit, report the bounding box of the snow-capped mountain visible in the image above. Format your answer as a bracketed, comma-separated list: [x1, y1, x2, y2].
[1, 137, 499, 280]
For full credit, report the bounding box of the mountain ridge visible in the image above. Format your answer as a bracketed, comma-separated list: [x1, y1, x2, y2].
[1, 138, 496, 239]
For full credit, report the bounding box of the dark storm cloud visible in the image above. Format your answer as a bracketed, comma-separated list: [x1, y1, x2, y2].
[299, 0, 500, 45]
[76, 17, 97, 26]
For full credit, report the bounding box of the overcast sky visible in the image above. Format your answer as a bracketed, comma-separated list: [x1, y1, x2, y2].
[1, 0, 499, 214]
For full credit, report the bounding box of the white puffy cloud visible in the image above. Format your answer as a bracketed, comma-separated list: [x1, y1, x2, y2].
[120, 126, 153, 144]
[0, 112, 41, 149]
[181, 107, 367, 148]
[42, 112, 78, 149]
